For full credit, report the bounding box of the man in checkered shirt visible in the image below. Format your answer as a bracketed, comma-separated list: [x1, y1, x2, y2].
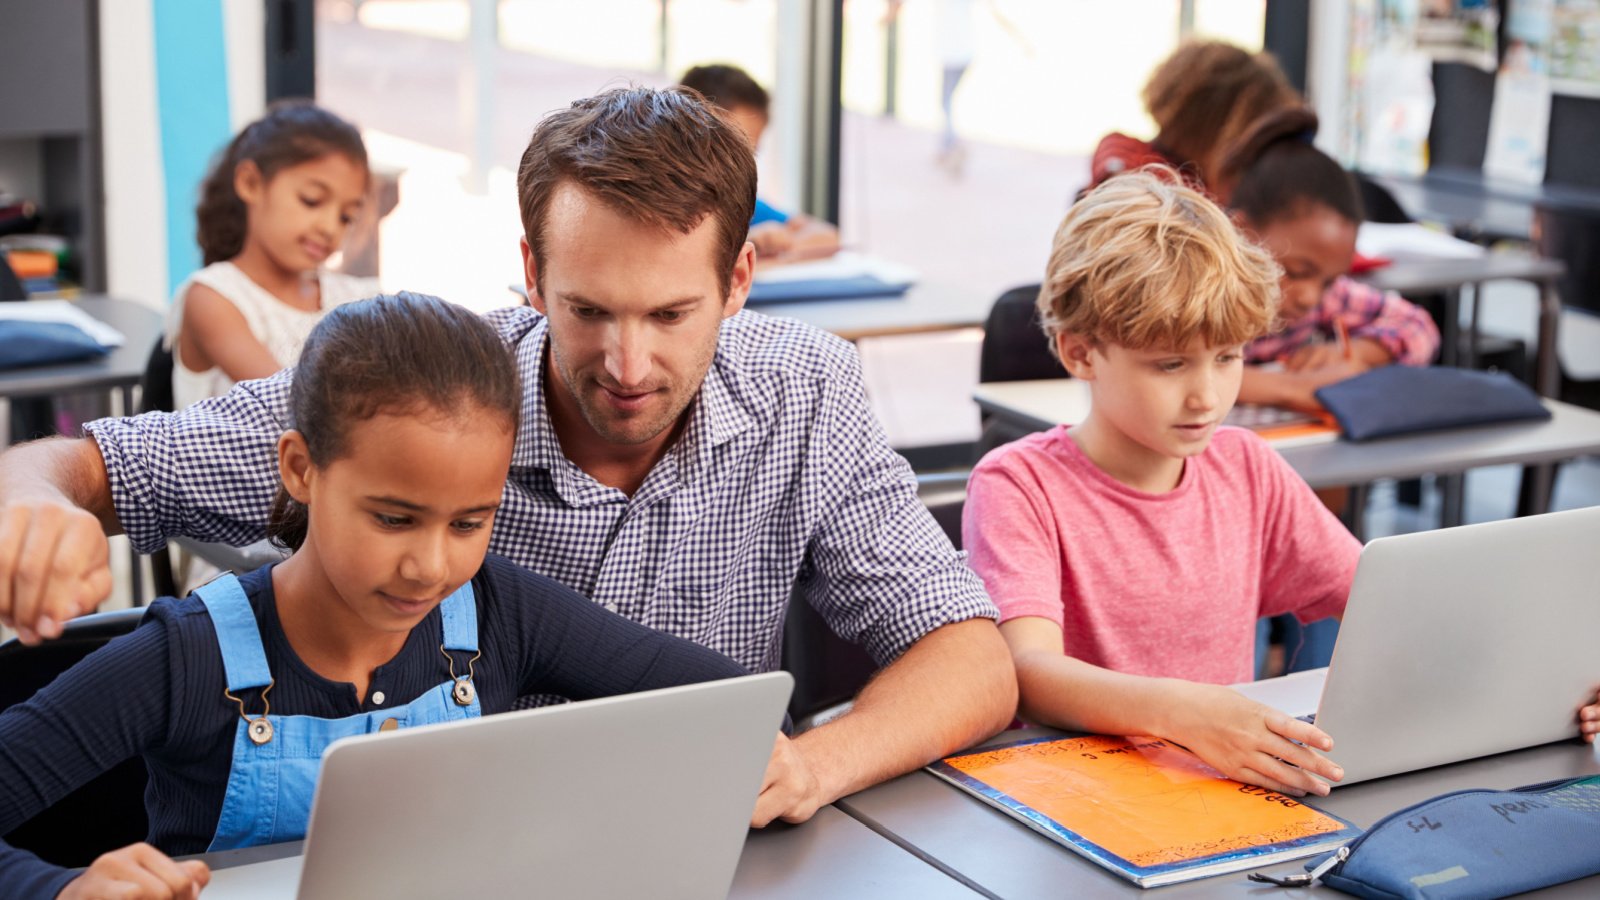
[0, 88, 1016, 827]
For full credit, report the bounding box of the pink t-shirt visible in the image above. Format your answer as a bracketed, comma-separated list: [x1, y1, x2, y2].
[964, 426, 1360, 685]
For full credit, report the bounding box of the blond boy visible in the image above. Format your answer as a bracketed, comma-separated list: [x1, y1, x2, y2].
[963, 170, 1354, 797]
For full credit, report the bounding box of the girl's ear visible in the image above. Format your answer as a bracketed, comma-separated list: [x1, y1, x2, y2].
[278, 430, 315, 504]
[234, 160, 266, 205]
[1055, 332, 1098, 380]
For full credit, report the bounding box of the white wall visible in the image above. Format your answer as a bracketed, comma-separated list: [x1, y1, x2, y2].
[98, 0, 266, 309]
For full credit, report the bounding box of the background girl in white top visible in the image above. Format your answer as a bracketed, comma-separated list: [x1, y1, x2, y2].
[169, 101, 380, 411]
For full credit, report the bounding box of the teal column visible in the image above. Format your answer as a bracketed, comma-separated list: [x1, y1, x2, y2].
[152, 0, 234, 297]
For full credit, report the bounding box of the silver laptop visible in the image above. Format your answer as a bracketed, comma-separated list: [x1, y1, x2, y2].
[1238, 505, 1600, 786]
[203, 672, 791, 899]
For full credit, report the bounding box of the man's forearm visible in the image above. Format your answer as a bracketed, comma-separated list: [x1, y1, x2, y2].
[794, 617, 1017, 802]
[0, 437, 120, 533]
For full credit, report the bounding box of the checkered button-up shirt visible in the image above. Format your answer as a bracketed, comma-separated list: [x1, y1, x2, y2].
[86, 308, 997, 672]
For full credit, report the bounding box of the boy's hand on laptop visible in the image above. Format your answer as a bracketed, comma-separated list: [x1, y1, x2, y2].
[1163, 683, 1343, 798]
[751, 732, 825, 828]
[0, 497, 113, 645]
[60, 843, 210, 899]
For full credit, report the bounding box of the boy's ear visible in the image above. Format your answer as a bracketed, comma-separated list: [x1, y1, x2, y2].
[278, 430, 315, 504]
[234, 160, 265, 205]
[1055, 332, 1098, 380]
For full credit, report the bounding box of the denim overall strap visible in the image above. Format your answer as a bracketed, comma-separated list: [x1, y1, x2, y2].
[438, 579, 478, 653]
[206, 580, 482, 852]
[194, 573, 272, 692]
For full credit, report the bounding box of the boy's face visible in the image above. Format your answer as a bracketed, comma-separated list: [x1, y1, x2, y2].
[1058, 333, 1246, 462]
[1252, 205, 1357, 325]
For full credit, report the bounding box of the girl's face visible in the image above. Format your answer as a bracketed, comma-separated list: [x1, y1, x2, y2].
[237, 152, 368, 275]
[1251, 204, 1358, 325]
[280, 403, 514, 637]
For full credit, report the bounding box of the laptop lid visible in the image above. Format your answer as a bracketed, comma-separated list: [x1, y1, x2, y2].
[1313, 506, 1600, 786]
[208, 672, 791, 899]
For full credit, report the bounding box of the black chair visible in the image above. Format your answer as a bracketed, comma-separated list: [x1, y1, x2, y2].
[781, 474, 968, 726]
[138, 338, 181, 599]
[0, 608, 149, 867]
[1534, 205, 1600, 411]
[975, 285, 1064, 460]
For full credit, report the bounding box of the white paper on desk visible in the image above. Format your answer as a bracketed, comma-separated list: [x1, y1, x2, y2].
[752, 251, 918, 287]
[1356, 222, 1486, 261]
[0, 300, 126, 347]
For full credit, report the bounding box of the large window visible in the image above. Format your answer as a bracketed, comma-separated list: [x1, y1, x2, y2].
[316, 0, 798, 310]
[836, 0, 1267, 302]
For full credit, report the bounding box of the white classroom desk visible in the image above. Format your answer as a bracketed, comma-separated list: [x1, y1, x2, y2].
[972, 379, 1600, 503]
[748, 279, 990, 342]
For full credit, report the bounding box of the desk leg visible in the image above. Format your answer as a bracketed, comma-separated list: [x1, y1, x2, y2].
[118, 386, 145, 607]
[1439, 473, 1466, 528]
[1536, 278, 1561, 397]
[1440, 289, 1461, 368]
[1516, 463, 1558, 516]
[1464, 282, 1481, 370]
[1341, 483, 1370, 542]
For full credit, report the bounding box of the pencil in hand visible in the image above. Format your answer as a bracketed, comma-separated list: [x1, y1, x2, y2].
[1334, 318, 1351, 361]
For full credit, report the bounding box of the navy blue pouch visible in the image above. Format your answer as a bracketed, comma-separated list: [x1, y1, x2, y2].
[0, 320, 110, 369]
[1313, 366, 1549, 442]
[1252, 776, 1600, 898]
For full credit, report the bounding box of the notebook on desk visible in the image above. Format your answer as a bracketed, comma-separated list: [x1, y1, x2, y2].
[927, 734, 1360, 888]
[203, 672, 791, 900]
[746, 252, 915, 305]
[1234, 505, 1600, 786]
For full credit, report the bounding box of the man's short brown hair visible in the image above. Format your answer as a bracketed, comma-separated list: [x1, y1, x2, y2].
[1038, 168, 1280, 354]
[517, 87, 757, 297]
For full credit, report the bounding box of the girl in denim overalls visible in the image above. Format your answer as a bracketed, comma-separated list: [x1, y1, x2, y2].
[0, 293, 745, 899]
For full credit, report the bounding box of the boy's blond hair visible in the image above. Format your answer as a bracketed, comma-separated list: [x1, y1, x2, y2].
[1038, 168, 1280, 355]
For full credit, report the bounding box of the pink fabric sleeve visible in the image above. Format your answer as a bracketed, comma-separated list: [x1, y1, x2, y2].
[962, 459, 1067, 628]
[1332, 277, 1442, 367]
[1248, 436, 1363, 623]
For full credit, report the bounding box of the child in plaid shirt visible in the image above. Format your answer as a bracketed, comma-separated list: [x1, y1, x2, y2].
[1229, 116, 1440, 410]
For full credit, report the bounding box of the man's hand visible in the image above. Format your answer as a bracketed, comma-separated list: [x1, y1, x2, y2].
[1160, 682, 1343, 797]
[751, 732, 826, 828]
[0, 498, 112, 645]
[1580, 693, 1600, 743]
[59, 843, 210, 899]
[748, 222, 797, 260]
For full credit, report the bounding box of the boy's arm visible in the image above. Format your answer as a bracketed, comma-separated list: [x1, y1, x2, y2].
[0, 437, 118, 642]
[1001, 616, 1343, 797]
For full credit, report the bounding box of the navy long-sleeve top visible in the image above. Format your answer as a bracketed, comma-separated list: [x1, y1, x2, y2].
[0, 555, 748, 898]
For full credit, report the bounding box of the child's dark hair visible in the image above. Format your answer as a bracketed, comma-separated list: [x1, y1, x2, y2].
[1227, 107, 1365, 228]
[196, 100, 368, 266]
[266, 292, 521, 551]
[679, 64, 770, 116]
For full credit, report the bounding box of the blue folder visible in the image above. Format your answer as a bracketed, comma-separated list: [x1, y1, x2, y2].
[745, 274, 911, 305]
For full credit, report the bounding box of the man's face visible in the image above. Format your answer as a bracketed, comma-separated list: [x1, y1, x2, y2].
[523, 183, 753, 447]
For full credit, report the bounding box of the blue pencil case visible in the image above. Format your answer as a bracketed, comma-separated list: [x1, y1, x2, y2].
[1251, 776, 1600, 898]
[0, 320, 111, 370]
[1313, 366, 1549, 442]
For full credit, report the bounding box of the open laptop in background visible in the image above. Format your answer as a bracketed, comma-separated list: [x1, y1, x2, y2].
[203, 672, 791, 900]
[1236, 505, 1600, 786]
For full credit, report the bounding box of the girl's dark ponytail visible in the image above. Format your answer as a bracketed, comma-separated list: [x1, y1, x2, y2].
[194, 100, 368, 267]
[1226, 107, 1365, 227]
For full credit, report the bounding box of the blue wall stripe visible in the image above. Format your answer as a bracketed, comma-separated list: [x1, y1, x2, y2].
[152, 0, 233, 298]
